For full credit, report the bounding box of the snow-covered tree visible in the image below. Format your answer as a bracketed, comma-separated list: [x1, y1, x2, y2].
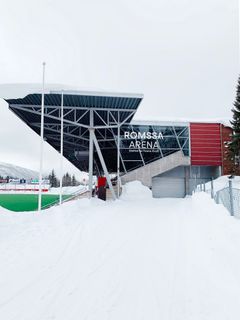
[48, 169, 59, 187]
[63, 172, 72, 186]
[229, 77, 240, 169]
[71, 174, 77, 186]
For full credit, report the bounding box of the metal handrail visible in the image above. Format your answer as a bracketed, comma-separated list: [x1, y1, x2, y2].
[41, 187, 88, 210]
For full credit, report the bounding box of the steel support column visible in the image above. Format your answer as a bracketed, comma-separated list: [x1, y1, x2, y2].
[88, 109, 94, 199]
[117, 112, 120, 198]
[92, 132, 117, 200]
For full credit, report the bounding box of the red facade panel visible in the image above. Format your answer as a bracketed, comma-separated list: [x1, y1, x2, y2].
[190, 123, 222, 166]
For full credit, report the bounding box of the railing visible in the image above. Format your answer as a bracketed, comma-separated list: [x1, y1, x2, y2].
[214, 186, 240, 218]
[201, 178, 240, 218]
[0, 183, 50, 192]
[41, 187, 88, 210]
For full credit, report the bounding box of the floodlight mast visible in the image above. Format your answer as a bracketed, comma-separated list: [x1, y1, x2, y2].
[59, 91, 64, 205]
[88, 109, 94, 198]
[38, 62, 46, 212]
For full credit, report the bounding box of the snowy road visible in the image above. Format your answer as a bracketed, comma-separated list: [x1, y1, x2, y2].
[1, 182, 240, 320]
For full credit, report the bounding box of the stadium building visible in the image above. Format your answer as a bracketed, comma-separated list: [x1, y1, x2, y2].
[3, 89, 233, 199]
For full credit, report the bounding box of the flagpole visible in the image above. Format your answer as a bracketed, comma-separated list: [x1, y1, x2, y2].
[59, 90, 64, 205]
[239, 0, 240, 71]
[38, 62, 46, 212]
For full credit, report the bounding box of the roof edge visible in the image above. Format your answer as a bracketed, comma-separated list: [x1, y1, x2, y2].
[131, 118, 232, 127]
[49, 90, 144, 99]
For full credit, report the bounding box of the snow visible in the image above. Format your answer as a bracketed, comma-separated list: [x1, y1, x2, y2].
[0, 83, 103, 100]
[1, 182, 240, 319]
[49, 185, 87, 195]
[121, 180, 152, 200]
[132, 117, 231, 127]
[0, 83, 142, 100]
[205, 175, 240, 194]
[0, 162, 38, 179]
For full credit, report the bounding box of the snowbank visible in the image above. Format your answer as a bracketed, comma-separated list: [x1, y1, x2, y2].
[1, 183, 240, 319]
[121, 180, 152, 200]
[49, 185, 87, 195]
[205, 175, 240, 194]
[132, 117, 231, 127]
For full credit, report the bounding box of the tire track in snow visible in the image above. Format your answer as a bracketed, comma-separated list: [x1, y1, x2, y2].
[0, 211, 91, 318]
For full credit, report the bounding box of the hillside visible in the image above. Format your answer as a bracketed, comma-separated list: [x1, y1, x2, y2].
[0, 162, 38, 179]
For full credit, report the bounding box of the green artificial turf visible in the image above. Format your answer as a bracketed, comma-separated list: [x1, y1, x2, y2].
[0, 194, 71, 212]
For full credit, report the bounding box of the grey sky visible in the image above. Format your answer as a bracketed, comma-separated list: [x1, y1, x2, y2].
[0, 0, 238, 175]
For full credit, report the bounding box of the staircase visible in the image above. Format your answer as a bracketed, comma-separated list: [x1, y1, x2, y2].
[121, 151, 190, 188]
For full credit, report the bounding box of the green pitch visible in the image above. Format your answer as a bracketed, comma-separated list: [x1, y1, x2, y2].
[0, 194, 71, 212]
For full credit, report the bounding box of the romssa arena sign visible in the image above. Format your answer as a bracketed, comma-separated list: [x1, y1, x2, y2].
[123, 131, 164, 152]
[124, 132, 164, 140]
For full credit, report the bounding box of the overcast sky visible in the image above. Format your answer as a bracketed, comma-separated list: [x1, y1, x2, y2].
[0, 0, 238, 176]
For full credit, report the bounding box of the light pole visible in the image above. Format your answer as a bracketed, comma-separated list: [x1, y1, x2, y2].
[38, 62, 46, 212]
[59, 90, 64, 205]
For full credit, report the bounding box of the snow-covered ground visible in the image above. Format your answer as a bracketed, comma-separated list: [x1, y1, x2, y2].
[49, 185, 87, 195]
[0, 181, 240, 320]
[205, 175, 240, 194]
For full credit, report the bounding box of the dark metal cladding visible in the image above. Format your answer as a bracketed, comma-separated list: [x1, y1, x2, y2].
[6, 92, 143, 174]
[7, 93, 142, 110]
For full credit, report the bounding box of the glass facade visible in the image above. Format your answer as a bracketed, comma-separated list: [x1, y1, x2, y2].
[79, 123, 190, 174]
[117, 124, 190, 172]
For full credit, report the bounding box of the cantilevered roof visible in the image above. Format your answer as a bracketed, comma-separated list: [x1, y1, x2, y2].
[3, 89, 143, 173]
[6, 90, 143, 126]
[7, 92, 142, 111]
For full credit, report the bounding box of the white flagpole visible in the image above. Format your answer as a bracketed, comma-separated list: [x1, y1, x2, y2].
[59, 90, 64, 205]
[38, 62, 46, 212]
[239, 0, 240, 71]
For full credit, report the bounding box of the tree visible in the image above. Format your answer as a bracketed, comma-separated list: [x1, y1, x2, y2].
[48, 169, 59, 187]
[6, 175, 12, 182]
[62, 172, 71, 186]
[62, 173, 66, 186]
[47, 170, 79, 188]
[71, 174, 77, 186]
[229, 76, 240, 171]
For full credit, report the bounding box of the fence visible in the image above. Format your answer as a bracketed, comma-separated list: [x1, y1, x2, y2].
[214, 183, 240, 218]
[199, 178, 240, 218]
[41, 186, 88, 210]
